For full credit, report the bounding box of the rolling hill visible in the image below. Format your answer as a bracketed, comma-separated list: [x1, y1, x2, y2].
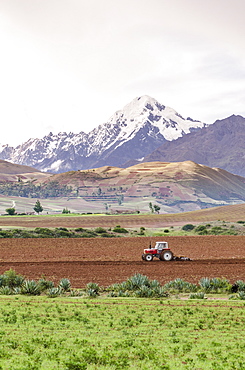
[37, 161, 245, 213]
[0, 159, 49, 182]
[0, 159, 244, 214]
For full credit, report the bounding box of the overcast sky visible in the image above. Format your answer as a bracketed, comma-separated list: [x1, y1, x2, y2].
[1, 0, 245, 146]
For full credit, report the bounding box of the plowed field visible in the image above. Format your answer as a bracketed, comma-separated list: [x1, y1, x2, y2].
[0, 236, 244, 288]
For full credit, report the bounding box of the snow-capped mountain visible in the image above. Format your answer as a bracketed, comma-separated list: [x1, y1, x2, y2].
[0, 95, 206, 173]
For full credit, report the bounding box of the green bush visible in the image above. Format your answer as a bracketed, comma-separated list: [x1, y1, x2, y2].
[2, 269, 25, 288]
[182, 224, 195, 231]
[94, 227, 107, 234]
[112, 225, 128, 233]
[195, 225, 208, 235]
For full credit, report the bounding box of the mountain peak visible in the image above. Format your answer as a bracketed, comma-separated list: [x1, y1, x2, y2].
[0, 95, 207, 173]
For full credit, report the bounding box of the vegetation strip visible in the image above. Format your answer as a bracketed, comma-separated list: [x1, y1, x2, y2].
[0, 294, 245, 369]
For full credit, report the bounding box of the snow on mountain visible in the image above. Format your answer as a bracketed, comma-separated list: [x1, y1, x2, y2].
[0, 95, 206, 173]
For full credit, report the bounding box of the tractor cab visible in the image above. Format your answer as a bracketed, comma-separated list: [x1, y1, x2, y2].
[155, 242, 169, 252]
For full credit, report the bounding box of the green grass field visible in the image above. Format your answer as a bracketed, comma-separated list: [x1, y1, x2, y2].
[0, 296, 244, 369]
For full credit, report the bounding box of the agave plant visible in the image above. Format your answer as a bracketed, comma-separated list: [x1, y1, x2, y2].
[38, 278, 54, 292]
[47, 287, 62, 298]
[0, 286, 13, 295]
[210, 278, 230, 293]
[86, 288, 98, 298]
[149, 280, 161, 289]
[21, 280, 41, 296]
[69, 289, 83, 297]
[126, 273, 151, 290]
[164, 278, 196, 293]
[0, 275, 6, 288]
[235, 280, 245, 292]
[134, 285, 153, 298]
[13, 287, 21, 295]
[237, 291, 245, 300]
[59, 278, 71, 292]
[86, 282, 100, 294]
[153, 286, 169, 298]
[199, 277, 212, 293]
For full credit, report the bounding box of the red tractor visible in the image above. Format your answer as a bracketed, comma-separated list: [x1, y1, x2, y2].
[142, 241, 173, 261]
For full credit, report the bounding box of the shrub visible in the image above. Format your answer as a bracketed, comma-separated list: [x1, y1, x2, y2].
[5, 207, 16, 215]
[2, 269, 25, 288]
[75, 227, 86, 232]
[112, 225, 128, 233]
[94, 227, 107, 234]
[195, 225, 208, 235]
[182, 224, 195, 231]
[138, 226, 145, 235]
[34, 228, 56, 237]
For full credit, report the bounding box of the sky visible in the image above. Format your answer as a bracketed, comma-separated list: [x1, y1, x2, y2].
[0, 0, 245, 146]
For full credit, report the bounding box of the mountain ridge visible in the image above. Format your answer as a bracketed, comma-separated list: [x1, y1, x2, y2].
[144, 114, 245, 176]
[0, 95, 206, 173]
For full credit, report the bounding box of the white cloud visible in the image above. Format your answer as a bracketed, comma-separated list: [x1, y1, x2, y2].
[0, 0, 245, 145]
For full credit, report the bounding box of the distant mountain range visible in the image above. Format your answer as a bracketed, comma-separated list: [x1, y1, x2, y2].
[0, 96, 206, 173]
[0, 159, 244, 213]
[0, 95, 244, 177]
[144, 114, 245, 177]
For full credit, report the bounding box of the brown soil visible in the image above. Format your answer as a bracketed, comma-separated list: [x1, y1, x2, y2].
[0, 236, 245, 288]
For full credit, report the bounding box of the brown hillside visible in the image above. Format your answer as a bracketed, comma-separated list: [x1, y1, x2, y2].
[0, 159, 50, 182]
[39, 161, 245, 212]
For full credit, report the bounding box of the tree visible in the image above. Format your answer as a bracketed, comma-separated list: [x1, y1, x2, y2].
[153, 205, 161, 214]
[5, 207, 16, 215]
[62, 208, 70, 214]
[34, 200, 43, 214]
[149, 202, 154, 213]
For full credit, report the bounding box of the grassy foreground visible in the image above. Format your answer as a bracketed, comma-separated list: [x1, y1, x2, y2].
[0, 296, 245, 369]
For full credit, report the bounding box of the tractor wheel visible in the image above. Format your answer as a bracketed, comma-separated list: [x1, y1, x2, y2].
[142, 254, 146, 261]
[160, 250, 173, 261]
[145, 254, 153, 262]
